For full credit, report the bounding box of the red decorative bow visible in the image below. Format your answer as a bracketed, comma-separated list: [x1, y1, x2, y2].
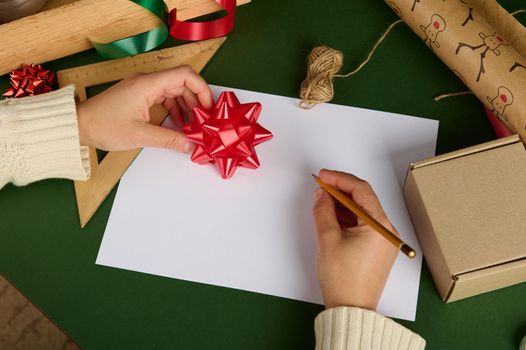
[183, 91, 273, 179]
[3, 64, 55, 98]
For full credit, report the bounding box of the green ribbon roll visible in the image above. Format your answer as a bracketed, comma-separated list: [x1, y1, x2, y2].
[91, 0, 168, 59]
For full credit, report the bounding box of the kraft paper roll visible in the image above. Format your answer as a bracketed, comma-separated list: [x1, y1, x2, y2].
[385, 0, 526, 142]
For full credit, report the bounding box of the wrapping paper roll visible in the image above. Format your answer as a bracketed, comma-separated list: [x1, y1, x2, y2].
[385, 0, 526, 142]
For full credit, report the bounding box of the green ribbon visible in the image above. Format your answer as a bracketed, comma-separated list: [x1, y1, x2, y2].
[91, 0, 168, 59]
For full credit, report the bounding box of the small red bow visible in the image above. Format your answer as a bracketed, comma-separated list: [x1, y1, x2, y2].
[3, 64, 55, 98]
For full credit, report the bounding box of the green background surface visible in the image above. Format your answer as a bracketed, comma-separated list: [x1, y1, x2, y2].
[1, 0, 526, 349]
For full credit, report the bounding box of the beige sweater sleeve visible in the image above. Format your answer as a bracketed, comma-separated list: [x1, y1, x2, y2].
[315, 307, 425, 350]
[0, 85, 90, 189]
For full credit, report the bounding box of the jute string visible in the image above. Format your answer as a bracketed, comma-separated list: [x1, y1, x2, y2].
[299, 19, 403, 109]
[434, 91, 474, 101]
[299, 9, 525, 107]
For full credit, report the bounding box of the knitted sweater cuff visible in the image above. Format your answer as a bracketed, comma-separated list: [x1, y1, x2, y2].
[0, 85, 90, 188]
[315, 307, 425, 350]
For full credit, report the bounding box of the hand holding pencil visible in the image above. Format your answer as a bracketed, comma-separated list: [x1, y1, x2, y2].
[312, 169, 400, 310]
[313, 174, 415, 258]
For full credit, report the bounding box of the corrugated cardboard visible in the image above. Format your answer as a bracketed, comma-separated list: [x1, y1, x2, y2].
[404, 135, 526, 302]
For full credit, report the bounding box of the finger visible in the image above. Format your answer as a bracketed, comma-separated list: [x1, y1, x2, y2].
[165, 98, 185, 128]
[135, 123, 194, 153]
[183, 89, 200, 120]
[176, 96, 194, 124]
[183, 88, 200, 109]
[143, 66, 214, 109]
[319, 169, 365, 194]
[335, 204, 358, 229]
[312, 188, 341, 246]
[162, 97, 177, 113]
[176, 95, 190, 114]
[319, 169, 387, 220]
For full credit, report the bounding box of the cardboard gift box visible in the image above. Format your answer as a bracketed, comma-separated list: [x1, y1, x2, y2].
[404, 135, 526, 302]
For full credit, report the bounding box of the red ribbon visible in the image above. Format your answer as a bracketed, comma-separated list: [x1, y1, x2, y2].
[169, 0, 236, 41]
[484, 107, 513, 139]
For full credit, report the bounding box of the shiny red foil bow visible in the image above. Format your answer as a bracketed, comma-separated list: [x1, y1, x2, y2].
[183, 91, 273, 179]
[169, 0, 235, 41]
[3, 64, 55, 98]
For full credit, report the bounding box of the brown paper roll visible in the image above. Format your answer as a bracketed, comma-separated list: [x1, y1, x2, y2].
[385, 0, 526, 142]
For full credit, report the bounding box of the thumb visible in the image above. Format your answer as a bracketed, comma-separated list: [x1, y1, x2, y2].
[136, 123, 194, 153]
[312, 188, 341, 245]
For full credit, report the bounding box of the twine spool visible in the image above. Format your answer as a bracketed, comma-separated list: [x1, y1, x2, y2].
[299, 8, 525, 108]
[299, 19, 403, 109]
[299, 46, 344, 109]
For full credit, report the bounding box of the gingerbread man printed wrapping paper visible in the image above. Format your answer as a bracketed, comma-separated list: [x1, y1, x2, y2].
[384, 0, 526, 142]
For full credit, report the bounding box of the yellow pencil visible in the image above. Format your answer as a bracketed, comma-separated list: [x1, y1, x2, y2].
[312, 175, 416, 259]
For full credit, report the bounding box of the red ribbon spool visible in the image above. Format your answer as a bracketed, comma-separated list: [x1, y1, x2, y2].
[169, 0, 235, 41]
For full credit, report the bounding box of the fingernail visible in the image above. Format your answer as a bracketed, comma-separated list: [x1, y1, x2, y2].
[183, 141, 194, 154]
[313, 188, 324, 202]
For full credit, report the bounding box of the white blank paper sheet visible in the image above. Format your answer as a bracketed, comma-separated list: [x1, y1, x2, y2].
[96, 86, 438, 321]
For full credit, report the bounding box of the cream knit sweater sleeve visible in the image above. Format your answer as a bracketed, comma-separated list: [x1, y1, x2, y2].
[315, 307, 425, 350]
[0, 85, 90, 189]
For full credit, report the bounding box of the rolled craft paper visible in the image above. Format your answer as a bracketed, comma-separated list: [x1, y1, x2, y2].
[385, 0, 526, 142]
[485, 107, 513, 138]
